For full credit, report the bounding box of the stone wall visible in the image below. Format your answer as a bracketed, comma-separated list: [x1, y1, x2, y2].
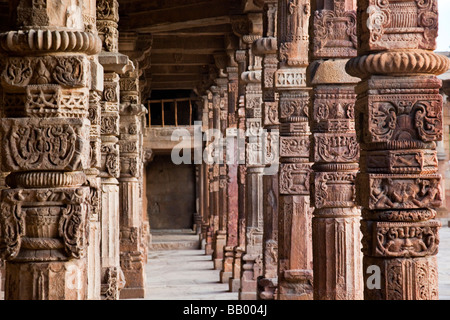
[146, 155, 196, 230]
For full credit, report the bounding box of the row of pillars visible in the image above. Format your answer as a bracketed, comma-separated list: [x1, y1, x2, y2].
[0, 0, 151, 300]
[197, 0, 450, 300]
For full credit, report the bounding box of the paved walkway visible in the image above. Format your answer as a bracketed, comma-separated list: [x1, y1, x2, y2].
[144, 249, 238, 300]
[438, 224, 450, 300]
[143, 226, 450, 300]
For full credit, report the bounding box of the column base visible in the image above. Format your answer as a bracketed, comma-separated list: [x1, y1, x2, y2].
[238, 254, 261, 300]
[278, 270, 313, 300]
[220, 271, 232, 284]
[258, 277, 278, 300]
[229, 278, 241, 292]
[5, 259, 87, 300]
[119, 287, 145, 299]
[205, 244, 213, 256]
[239, 292, 257, 300]
[214, 259, 223, 270]
[363, 256, 438, 300]
[101, 266, 126, 300]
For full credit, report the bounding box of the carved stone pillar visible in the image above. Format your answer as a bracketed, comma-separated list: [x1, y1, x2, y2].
[205, 91, 215, 256]
[253, 0, 279, 301]
[231, 95, 247, 292]
[239, 12, 264, 300]
[118, 67, 146, 299]
[0, 0, 101, 300]
[212, 70, 229, 270]
[118, 32, 153, 267]
[229, 45, 248, 292]
[87, 80, 103, 301]
[85, 2, 103, 301]
[211, 87, 221, 257]
[221, 51, 240, 284]
[194, 165, 203, 234]
[310, 0, 363, 300]
[142, 148, 153, 263]
[346, 0, 449, 300]
[275, 0, 313, 300]
[200, 95, 210, 245]
[97, 0, 129, 300]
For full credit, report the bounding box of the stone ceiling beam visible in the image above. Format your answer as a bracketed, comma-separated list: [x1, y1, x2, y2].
[156, 24, 232, 37]
[150, 65, 210, 76]
[122, 1, 231, 33]
[151, 53, 215, 66]
[151, 36, 225, 54]
[151, 81, 202, 90]
[152, 74, 206, 83]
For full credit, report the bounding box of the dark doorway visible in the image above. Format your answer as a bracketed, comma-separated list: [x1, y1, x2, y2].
[146, 154, 195, 229]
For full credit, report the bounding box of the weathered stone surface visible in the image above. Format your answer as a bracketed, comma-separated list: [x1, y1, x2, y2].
[255, 1, 279, 300]
[119, 66, 147, 299]
[346, 0, 448, 300]
[97, 0, 127, 300]
[310, 0, 363, 300]
[0, 0, 100, 300]
[276, 0, 313, 300]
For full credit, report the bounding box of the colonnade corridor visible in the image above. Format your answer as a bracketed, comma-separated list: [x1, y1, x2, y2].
[2, 0, 450, 302]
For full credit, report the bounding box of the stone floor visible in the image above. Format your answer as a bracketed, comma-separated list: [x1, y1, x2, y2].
[142, 226, 450, 300]
[144, 230, 238, 300]
[438, 223, 450, 300]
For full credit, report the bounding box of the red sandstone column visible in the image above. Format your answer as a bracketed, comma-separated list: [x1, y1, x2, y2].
[239, 12, 265, 300]
[253, 0, 280, 301]
[229, 44, 248, 293]
[205, 91, 215, 256]
[118, 67, 147, 299]
[213, 64, 229, 270]
[0, 0, 101, 299]
[97, 0, 132, 299]
[211, 87, 221, 256]
[231, 95, 247, 292]
[200, 96, 210, 247]
[275, 0, 313, 300]
[346, 0, 449, 299]
[310, 0, 363, 300]
[221, 51, 240, 284]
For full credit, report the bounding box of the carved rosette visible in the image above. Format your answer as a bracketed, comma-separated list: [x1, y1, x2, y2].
[275, 0, 313, 300]
[346, 0, 449, 300]
[0, 0, 101, 300]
